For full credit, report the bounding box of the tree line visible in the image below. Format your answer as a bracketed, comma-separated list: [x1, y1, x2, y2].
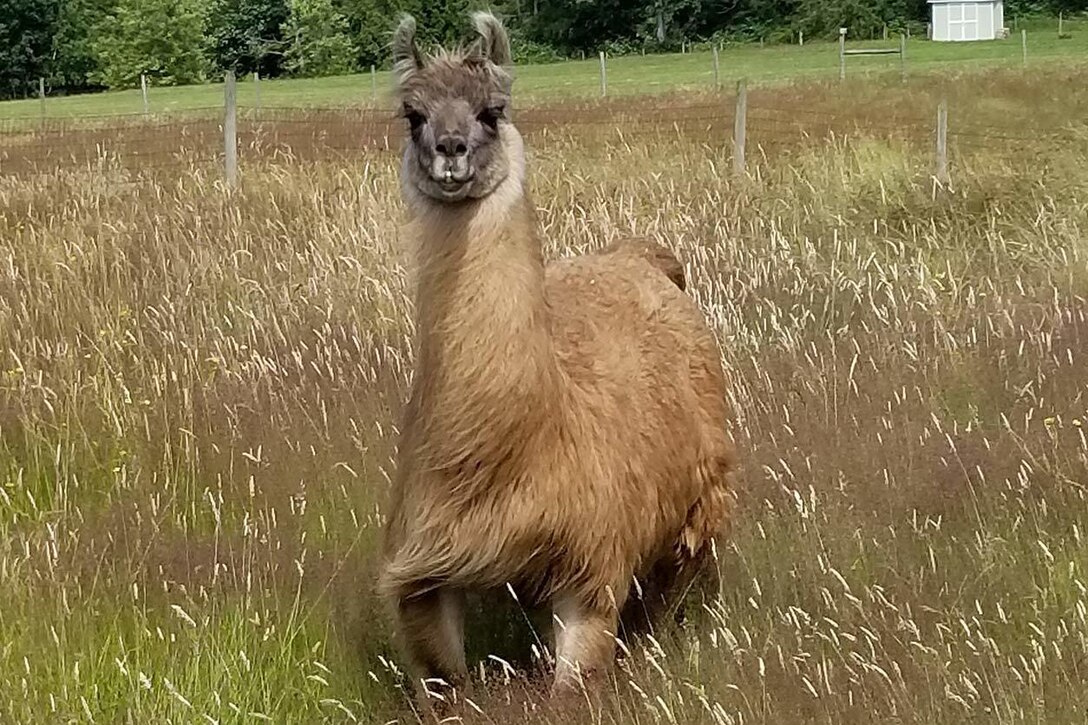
[1, 0, 1083, 99]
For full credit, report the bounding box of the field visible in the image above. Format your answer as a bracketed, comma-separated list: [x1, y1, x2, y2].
[2, 46, 1088, 724]
[0, 14, 1086, 120]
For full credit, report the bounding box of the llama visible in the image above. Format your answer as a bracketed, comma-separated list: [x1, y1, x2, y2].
[379, 10, 736, 707]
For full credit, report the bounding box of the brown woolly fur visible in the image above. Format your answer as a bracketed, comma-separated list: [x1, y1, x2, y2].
[380, 10, 736, 710]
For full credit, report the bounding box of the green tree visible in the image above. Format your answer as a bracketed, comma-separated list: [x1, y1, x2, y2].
[337, 0, 457, 68]
[0, 0, 58, 99]
[51, 0, 114, 91]
[795, 0, 882, 38]
[282, 0, 357, 76]
[528, 0, 646, 51]
[92, 0, 207, 88]
[639, 0, 705, 47]
[205, 0, 290, 77]
[1006, 0, 1087, 13]
[699, 0, 800, 42]
[335, 0, 393, 68]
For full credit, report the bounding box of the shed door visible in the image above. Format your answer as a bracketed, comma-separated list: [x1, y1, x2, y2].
[979, 2, 993, 39]
[933, 4, 950, 40]
[948, 4, 963, 40]
[947, 3, 980, 41]
[962, 3, 979, 40]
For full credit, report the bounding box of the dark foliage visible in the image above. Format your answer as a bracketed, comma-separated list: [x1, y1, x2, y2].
[0, 0, 1085, 96]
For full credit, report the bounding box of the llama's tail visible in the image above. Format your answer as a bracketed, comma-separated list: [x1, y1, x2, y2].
[600, 237, 686, 291]
[679, 450, 732, 559]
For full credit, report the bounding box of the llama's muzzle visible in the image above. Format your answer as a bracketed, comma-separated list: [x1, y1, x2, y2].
[429, 153, 474, 188]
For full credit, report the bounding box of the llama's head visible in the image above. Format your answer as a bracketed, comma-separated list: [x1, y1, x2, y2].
[392, 12, 521, 204]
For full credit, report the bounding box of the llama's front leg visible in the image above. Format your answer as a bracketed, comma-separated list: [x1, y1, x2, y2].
[395, 587, 468, 712]
[550, 594, 620, 694]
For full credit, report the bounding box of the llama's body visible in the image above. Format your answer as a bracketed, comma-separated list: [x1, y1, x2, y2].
[384, 190, 731, 611]
[380, 11, 735, 707]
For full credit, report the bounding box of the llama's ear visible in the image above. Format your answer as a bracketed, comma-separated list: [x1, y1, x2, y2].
[392, 13, 424, 84]
[469, 11, 512, 67]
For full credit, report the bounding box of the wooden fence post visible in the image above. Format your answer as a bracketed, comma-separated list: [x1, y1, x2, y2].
[936, 99, 949, 185]
[599, 51, 607, 96]
[1021, 29, 1028, 66]
[799, 30, 804, 46]
[839, 28, 847, 81]
[38, 78, 46, 129]
[224, 71, 238, 188]
[253, 72, 261, 111]
[900, 34, 907, 82]
[370, 65, 377, 102]
[712, 44, 721, 90]
[733, 79, 747, 176]
[140, 74, 149, 117]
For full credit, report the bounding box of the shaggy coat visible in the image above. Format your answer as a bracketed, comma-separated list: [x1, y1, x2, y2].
[379, 10, 735, 702]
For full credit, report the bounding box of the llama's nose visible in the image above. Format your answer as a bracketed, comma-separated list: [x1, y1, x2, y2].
[435, 133, 468, 158]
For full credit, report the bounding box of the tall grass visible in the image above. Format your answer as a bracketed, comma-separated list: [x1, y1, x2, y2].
[1, 68, 1086, 723]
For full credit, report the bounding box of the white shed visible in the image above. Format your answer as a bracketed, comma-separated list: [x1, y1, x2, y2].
[929, 0, 1005, 41]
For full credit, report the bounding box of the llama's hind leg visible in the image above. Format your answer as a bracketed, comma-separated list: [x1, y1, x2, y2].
[395, 587, 468, 712]
[550, 594, 620, 694]
[666, 543, 722, 627]
[668, 449, 730, 624]
[620, 545, 719, 639]
[619, 559, 678, 638]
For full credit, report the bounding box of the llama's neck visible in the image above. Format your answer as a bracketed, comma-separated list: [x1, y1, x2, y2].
[406, 131, 561, 470]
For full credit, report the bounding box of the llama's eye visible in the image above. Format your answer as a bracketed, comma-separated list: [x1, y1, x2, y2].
[404, 108, 426, 133]
[477, 106, 503, 131]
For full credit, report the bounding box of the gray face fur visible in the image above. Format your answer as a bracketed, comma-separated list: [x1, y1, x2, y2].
[392, 12, 516, 203]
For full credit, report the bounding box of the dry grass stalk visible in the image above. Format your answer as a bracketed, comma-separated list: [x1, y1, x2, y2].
[0, 66, 1086, 723]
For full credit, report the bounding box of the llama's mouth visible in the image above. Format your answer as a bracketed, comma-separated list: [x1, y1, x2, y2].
[433, 170, 474, 187]
[429, 169, 476, 199]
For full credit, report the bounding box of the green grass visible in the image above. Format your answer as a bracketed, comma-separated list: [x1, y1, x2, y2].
[0, 19, 1086, 121]
[0, 586, 395, 721]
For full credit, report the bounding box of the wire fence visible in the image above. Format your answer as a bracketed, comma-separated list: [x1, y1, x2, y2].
[0, 81, 1084, 179]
